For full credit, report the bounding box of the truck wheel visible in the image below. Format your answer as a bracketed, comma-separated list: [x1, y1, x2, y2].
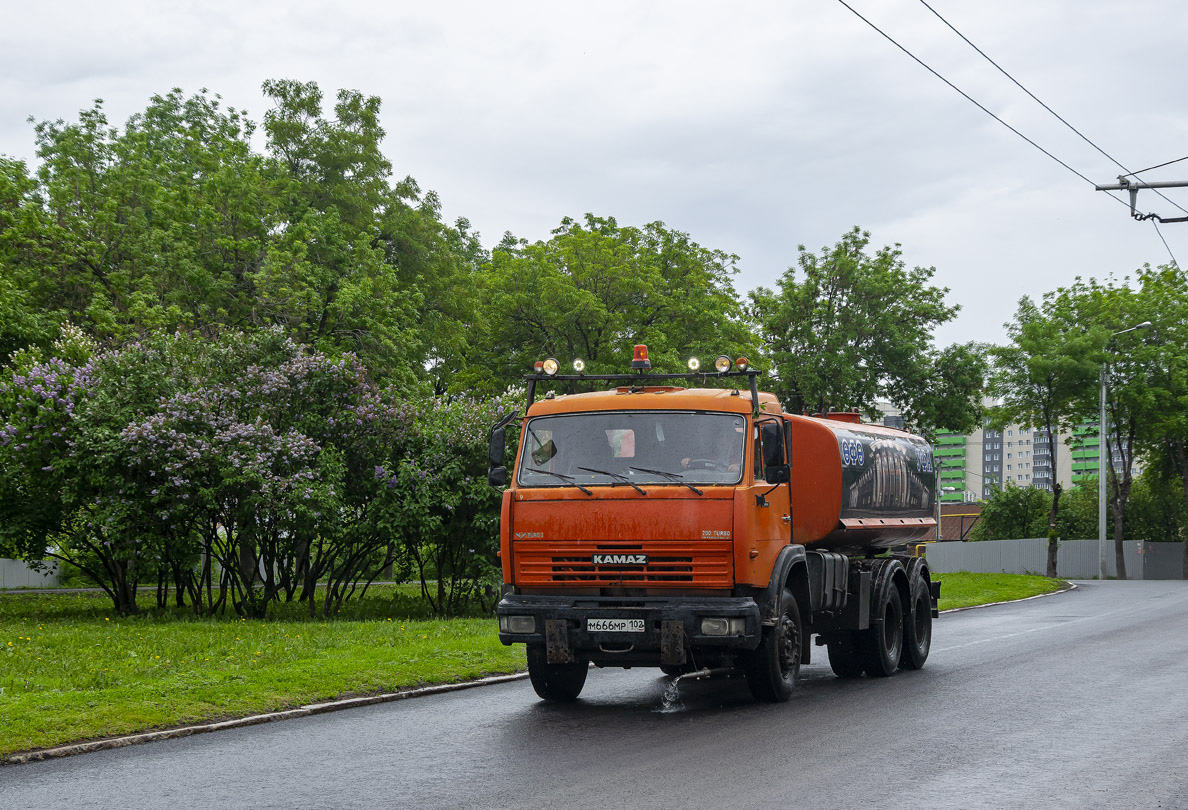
[861, 584, 904, 678]
[826, 632, 865, 678]
[900, 576, 932, 670]
[746, 588, 802, 702]
[526, 644, 588, 701]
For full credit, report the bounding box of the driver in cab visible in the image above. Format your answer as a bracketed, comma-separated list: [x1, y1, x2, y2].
[682, 429, 742, 474]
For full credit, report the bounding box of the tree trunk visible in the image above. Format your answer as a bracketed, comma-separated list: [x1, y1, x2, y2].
[1046, 482, 1062, 578]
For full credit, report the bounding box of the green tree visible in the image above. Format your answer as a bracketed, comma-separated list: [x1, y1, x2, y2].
[19, 91, 269, 341]
[0, 158, 56, 358]
[988, 294, 1100, 576]
[750, 227, 980, 435]
[1136, 264, 1188, 575]
[466, 214, 755, 392]
[969, 484, 1051, 541]
[1059, 277, 1162, 578]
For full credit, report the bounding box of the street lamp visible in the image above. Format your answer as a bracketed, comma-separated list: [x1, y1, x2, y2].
[1098, 321, 1152, 579]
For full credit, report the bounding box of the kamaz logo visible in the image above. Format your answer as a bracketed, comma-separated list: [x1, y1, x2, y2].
[592, 554, 648, 565]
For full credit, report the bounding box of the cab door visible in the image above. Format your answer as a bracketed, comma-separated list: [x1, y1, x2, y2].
[735, 417, 792, 586]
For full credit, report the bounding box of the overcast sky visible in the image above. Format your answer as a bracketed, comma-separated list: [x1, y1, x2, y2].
[2, 0, 1185, 347]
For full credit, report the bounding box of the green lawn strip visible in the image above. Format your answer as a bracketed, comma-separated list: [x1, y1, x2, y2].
[936, 571, 1067, 611]
[0, 592, 523, 758]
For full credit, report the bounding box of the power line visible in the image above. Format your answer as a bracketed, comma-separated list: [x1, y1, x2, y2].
[831, 0, 1134, 213]
[914, 0, 1188, 218]
[1152, 221, 1180, 268]
[1128, 155, 1188, 177]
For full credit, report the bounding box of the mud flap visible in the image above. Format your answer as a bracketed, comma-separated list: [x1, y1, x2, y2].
[660, 620, 686, 666]
[546, 619, 575, 664]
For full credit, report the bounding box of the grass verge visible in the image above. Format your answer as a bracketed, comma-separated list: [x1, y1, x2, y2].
[936, 571, 1067, 611]
[0, 589, 524, 758]
[0, 572, 1066, 759]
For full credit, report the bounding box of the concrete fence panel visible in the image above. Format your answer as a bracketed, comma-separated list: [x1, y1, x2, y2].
[0, 558, 59, 589]
[923, 539, 1185, 580]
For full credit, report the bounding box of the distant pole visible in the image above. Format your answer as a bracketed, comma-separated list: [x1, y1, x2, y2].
[1098, 363, 1109, 580]
[1098, 321, 1153, 579]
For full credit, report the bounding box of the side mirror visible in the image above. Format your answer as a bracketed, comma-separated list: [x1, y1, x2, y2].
[489, 425, 506, 469]
[488, 411, 517, 489]
[759, 420, 789, 484]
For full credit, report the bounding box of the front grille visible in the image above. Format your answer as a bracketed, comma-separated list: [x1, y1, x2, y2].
[514, 541, 732, 588]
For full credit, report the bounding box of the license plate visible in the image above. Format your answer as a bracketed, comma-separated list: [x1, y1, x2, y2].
[587, 618, 645, 633]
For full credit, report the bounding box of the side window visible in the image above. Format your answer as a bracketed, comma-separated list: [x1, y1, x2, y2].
[753, 425, 763, 478]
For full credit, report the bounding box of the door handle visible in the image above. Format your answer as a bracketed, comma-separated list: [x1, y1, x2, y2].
[781, 515, 792, 523]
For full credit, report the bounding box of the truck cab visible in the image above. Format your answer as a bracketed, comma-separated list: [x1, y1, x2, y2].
[490, 348, 940, 702]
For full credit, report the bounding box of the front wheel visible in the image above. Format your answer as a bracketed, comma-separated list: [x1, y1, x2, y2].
[526, 645, 588, 701]
[746, 588, 802, 702]
[861, 584, 904, 678]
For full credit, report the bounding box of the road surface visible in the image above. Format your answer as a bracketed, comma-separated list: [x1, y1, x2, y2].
[4, 580, 1186, 809]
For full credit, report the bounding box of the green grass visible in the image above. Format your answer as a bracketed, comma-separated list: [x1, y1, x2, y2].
[0, 572, 1066, 758]
[936, 571, 1067, 611]
[0, 589, 524, 758]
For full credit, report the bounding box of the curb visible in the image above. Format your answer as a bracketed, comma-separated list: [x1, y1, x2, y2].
[938, 581, 1077, 614]
[4, 671, 529, 766]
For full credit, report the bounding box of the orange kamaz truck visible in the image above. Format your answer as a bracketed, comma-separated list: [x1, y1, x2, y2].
[489, 347, 940, 702]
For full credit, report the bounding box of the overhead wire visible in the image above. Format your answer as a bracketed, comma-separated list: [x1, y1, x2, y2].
[830, 0, 1135, 213]
[914, 0, 1188, 218]
[1149, 220, 1178, 268]
[1127, 155, 1188, 178]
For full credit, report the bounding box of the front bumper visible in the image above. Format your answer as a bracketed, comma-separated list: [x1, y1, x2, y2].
[496, 593, 762, 666]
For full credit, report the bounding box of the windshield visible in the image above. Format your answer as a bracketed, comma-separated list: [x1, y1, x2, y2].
[517, 411, 747, 487]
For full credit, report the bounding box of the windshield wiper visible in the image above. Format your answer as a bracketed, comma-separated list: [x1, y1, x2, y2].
[576, 466, 647, 496]
[524, 467, 593, 496]
[628, 466, 704, 496]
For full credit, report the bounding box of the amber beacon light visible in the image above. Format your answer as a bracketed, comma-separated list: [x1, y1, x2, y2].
[631, 344, 651, 370]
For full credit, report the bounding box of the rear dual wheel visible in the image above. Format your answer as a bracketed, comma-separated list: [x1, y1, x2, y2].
[861, 584, 904, 678]
[901, 577, 932, 670]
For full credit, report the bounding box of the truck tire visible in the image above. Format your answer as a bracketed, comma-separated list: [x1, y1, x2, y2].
[746, 588, 802, 702]
[526, 644, 588, 701]
[826, 632, 865, 678]
[861, 584, 904, 678]
[900, 574, 932, 670]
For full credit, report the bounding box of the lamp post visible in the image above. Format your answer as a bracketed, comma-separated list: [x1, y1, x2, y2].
[1098, 321, 1152, 580]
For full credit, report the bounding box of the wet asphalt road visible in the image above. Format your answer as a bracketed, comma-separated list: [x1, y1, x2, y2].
[4, 580, 1187, 810]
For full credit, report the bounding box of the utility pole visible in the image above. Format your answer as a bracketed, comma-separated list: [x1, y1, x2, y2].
[1095, 177, 1188, 223]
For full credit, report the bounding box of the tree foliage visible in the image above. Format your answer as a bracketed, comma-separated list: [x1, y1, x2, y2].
[463, 214, 755, 392]
[988, 294, 1101, 575]
[749, 227, 981, 435]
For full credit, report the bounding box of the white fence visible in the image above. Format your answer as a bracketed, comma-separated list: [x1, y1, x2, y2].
[0, 558, 59, 589]
[923, 538, 1186, 580]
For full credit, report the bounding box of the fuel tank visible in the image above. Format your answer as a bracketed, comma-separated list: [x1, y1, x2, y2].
[786, 413, 937, 552]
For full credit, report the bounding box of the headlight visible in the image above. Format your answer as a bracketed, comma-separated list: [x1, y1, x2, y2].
[714, 355, 732, 373]
[687, 357, 700, 371]
[500, 615, 536, 634]
[573, 358, 585, 372]
[700, 617, 747, 636]
[735, 357, 749, 371]
[542, 358, 559, 376]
